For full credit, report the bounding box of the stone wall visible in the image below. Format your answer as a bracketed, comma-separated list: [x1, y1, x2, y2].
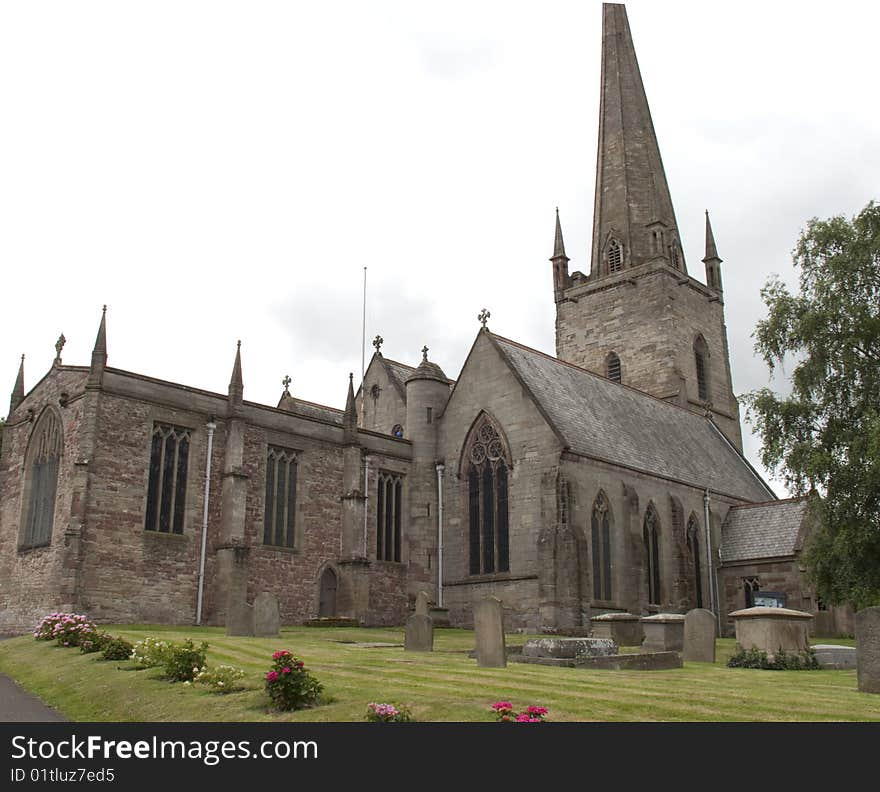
[359, 358, 407, 436]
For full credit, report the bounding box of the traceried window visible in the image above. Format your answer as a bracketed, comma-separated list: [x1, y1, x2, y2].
[606, 352, 621, 383]
[464, 414, 510, 576]
[20, 408, 63, 550]
[687, 514, 703, 609]
[607, 239, 623, 273]
[744, 576, 760, 608]
[643, 504, 661, 605]
[694, 335, 710, 402]
[145, 423, 191, 535]
[264, 446, 298, 547]
[591, 492, 613, 601]
[376, 471, 403, 562]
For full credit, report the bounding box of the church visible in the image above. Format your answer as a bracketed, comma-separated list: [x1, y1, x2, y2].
[0, 4, 842, 638]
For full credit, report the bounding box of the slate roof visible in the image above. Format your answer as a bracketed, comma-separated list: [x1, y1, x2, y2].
[490, 334, 774, 502]
[720, 499, 808, 563]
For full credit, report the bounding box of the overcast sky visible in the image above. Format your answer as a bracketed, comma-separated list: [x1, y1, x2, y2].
[2, 0, 879, 497]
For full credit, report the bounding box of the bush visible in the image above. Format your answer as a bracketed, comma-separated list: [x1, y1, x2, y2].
[727, 646, 820, 670]
[264, 650, 322, 711]
[162, 640, 209, 682]
[34, 613, 66, 641]
[49, 614, 97, 648]
[365, 702, 413, 723]
[129, 637, 173, 668]
[100, 636, 134, 662]
[80, 632, 112, 654]
[193, 664, 246, 693]
[490, 701, 549, 723]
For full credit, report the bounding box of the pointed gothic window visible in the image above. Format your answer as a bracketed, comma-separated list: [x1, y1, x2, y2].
[145, 423, 191, 534]
[607, 239, 623, 273]
[376, 471, 403, 562]
[591, 492, 613, 601]
[264, 446, 298, 547]
[694, 335, 710, 402]
[463, 414, 510, 576]
[670, 241, 681, 270]
[643, 504, 661, 605]
[19, 408, 63, 550]
[606, 352, 621, 383]
[686, 514, 703, 609]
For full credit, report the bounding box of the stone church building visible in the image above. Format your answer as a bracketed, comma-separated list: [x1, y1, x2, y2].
[0, 4, 833, 637]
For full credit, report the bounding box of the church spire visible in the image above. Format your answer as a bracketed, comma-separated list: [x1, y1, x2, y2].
[702, 210, 723, 293]
[550, 208, 570, 303]
[87, 305, 108, 388]
[228, 340, 243, 405]
[343, 372, 358, 443]
[9, 354, 24, 416]
[590, 3, 684, 278]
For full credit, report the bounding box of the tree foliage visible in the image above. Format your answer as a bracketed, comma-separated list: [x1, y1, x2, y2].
[743, 201, 880, 608]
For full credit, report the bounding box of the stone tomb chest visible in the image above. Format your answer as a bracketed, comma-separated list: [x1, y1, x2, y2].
[730, 606, 813, 659]
[591, 613, 643, 646]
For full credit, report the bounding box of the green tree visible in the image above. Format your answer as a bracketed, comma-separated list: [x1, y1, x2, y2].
[743, 201, 880, 608]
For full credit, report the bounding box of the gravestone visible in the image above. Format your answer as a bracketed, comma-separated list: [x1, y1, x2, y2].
[414, 591, 431, 617]
[812, 644, 857, 670]
[591, 613, 643, 646]
[226, 599, 254, 637]
[855, 606, 880, 693]
[683, 609, 716, 663]
[640, 613, 685, 652]
[404, 613, 434, 652]
[474, 597, 506, 667]
[522, 637, 617, 660]
[254, 592, 281, 637]
[729, 606, 812, 660]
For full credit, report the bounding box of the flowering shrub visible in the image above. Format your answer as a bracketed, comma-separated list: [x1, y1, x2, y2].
[365, 702, 413, 723]
[491, 701, 548, 723]
[129, 637, 173, 668]
[264, 650, 322, 711]
[100, 636, 134, 662]
[162, 640, 209, 682]
[193, 664, 246, 693]
[41, 614, 97, 648]
[80, 632, 112, 654]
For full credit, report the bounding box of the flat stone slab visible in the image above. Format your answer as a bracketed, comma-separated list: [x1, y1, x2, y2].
[304, 617, 359, 628]
[512, 651, 682, 671]
[523, 637, 617, 659]
[729, 606, 813, 620]
[539, 626, 593, 637]
[812, 644, 857, 670]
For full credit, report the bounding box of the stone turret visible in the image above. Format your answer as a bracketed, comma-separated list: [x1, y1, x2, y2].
[405, 347, 450, 463]
[8, 355, 24, 417]
[703, 211, 724, 294]
[87, 306, 107, 389]
[550, 208, 570, 303]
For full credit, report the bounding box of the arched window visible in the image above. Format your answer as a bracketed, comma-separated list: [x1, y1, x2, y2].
[670, 239, 681, 270]
[391, 424, 404, 438]
[591, 492, 612, 601]
[607, 239, 623, 273]
[463, 414, 510, 575]
[20, 408, 63, 550]
[643, 504, 661, 605]
[694, 335, 710, 402]
[264, 445, 297, 548]
[606, 352, 621, 383]
[687, 514, 703, 609]
[376, 471, 403, 562]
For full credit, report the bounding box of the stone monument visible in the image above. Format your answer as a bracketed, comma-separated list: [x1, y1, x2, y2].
[683, 609, 716, 663]
[474, 597, 506, 668]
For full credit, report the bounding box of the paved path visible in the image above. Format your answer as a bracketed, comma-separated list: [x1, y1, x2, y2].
[0, 674, 67, 722]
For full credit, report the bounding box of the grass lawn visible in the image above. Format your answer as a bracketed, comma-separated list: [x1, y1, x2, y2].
[0, 625, 875, 722]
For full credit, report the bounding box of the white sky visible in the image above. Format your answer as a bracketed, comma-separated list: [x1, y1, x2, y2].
[2, 1, 879, 497]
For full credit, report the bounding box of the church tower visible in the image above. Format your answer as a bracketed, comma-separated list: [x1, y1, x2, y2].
[554, 3, 742, 450]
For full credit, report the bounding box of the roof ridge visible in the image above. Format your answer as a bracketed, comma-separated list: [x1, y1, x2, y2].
[728, 496, 805, 511]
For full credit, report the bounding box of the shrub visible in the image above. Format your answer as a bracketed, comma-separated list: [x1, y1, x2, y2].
[34, 613, 66, 641]
[264, 650, 322, 711]
[162, 640, 209, 682]
[80, 632, 112, 654]
[727, 646, 820, 670]
[365, 702, 413, 723]
[490, 701, 549, 723]
[129, 637, 173, 668]
[100, 636, 135, 662]
[49, 614, 97, 648]
[193, 664, 246, 693]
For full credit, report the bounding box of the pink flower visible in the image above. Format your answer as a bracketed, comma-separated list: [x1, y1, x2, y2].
[272, 650, 291, 660]
[266, 671, 279, 682]
[526, 706, 548, 716]
[282, 667, 291, 674]
[515, 713, 533, 722]
[491, 701, 513, 711]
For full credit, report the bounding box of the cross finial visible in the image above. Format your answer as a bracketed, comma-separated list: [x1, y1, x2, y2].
[421, 345, 429, 362]
[282, 374, 291, 393]
[478, 308, 490, 329]
[54, 333, 66, 365]
[372, 334, 384, 355]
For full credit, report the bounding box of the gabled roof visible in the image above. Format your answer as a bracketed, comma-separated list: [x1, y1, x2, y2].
[489, 333, 774, 502]
[720, 499, 808, 563]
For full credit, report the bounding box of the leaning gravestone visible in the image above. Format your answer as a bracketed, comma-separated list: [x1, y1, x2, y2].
[474, 597, 506, 668]
[683, 609, 716, 663]
[414, 591, 431, 617]
[254, 592, 281, 637]
[226, 598, 255, 637]
[404, 613, 434, 652]
[855, 606, 880, 694]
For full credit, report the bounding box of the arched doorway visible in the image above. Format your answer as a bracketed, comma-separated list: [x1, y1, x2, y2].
[318, 568, 337, 617]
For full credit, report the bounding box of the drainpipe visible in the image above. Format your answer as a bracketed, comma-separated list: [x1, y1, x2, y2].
[436, 462, 445, 608]
[362, 455, 370, 557]
[196, 418, 216, 625]
[704, 489, 721, 636]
